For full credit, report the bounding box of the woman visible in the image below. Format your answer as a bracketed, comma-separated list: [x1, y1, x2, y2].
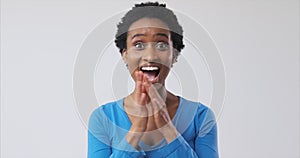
[88, 2, 219, 157]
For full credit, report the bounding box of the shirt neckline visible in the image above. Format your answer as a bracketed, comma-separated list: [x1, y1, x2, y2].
[117, 96, 183, 127]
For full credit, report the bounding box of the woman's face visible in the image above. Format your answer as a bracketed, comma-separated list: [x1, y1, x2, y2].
[122, 18, 175, 85]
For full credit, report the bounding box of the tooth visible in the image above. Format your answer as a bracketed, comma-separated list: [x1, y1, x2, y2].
[141, 66, 159, 71]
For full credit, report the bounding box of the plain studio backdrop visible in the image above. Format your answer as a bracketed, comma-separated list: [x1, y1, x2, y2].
[1, 0, 299, 158]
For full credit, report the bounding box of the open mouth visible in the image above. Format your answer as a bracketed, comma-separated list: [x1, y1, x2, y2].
[140, 66, 160, 81]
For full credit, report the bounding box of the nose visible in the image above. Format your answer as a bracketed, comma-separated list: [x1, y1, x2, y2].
[142, 43, 159, 62]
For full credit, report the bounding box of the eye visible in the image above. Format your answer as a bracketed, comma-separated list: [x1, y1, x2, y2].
[134, 42, 145, 50]
[155, 42, 169, 51]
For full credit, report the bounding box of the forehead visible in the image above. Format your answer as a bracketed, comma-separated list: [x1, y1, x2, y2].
[127, 28, 170, 39]
[127, 18, 170, 37]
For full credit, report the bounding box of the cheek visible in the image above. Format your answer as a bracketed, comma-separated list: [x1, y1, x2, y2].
[159, 53, 173, 67]
[159, 65, 171, 81]
[126, 53, 141, 70]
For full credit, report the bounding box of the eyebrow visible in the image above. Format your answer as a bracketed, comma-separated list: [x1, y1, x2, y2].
[131, 33, 169, 39]
[131, 33, 145, 39]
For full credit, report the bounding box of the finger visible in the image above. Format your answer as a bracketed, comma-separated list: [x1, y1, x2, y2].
[142, 74, 151, 92]
[145, 99, 153, 116]
[147, 85, 165, 109]
[134, 71, 143, 104]
[134, 71, 141, 91]
[141, 73, 146, 93]
[145, 101, 157, 129]
[138, 70, 143, 81]
[140, 92, 147, 106]
[152, 99, 170, 123]
[138, 92, 148, 117]
[151, 98, 159, 115]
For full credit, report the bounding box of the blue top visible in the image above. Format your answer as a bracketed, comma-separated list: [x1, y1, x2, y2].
[88, 96, 219, 158]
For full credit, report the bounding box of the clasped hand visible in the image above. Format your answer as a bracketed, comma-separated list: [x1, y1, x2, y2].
[125, 71, 178, 148]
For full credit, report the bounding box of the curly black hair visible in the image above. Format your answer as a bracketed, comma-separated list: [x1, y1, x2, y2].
[114, 2, 185, 59]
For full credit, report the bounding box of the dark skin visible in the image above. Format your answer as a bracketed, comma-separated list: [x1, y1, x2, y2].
[122, 18, 180, 148]
[124, 71, 179, 146]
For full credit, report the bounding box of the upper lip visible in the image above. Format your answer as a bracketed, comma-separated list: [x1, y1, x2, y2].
[139, 63, 161, 71]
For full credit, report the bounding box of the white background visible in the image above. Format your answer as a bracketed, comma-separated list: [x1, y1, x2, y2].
[1, 0, 299, 158]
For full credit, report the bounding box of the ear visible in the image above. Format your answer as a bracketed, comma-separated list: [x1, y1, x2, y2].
[172, 50, 178, 64]
[121, 48, 127, 63]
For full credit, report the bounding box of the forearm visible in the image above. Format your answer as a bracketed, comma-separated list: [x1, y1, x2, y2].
[126, 127, 144, 150]
[159, 123, 179, 143]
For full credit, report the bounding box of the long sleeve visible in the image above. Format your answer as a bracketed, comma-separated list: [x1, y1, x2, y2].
[195, 124, 218, 158]
[195, 107, 219, 157]
[88, 107, 146, 158]
[87, 98, 219, 158]
[88, 131, 146, 158]
[144, 128, 218, 157]
[88, 108, 111, 157]
[143, 107, 218, 158]
[143, 134, 198, 157]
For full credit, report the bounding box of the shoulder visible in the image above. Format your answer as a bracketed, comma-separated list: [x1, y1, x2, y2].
[180, 97, 213, 115]
[90, 99, 122, 116]
[179, 97, 216, 126]
[183, 98, 217, 138]
[174, 97, 216, 137]
[89, 99, 123, 124]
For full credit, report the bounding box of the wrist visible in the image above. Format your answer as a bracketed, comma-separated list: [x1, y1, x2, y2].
[159, 123, 178, 143]
[126, 125, 146, 150]
[126, 131, 143, 150]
